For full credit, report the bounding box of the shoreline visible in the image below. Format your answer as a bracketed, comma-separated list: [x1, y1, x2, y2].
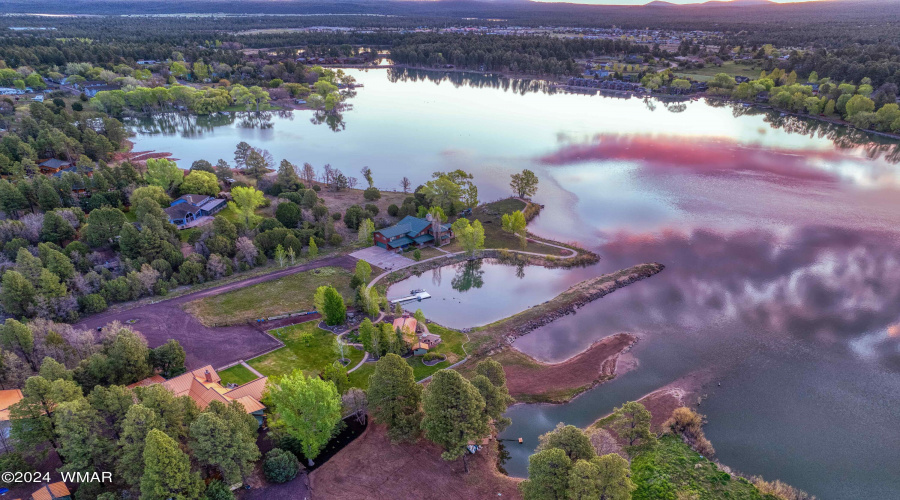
[473, 333, 638, 404]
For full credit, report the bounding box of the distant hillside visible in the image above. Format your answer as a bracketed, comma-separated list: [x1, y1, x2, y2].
[3, 0, 900, 47]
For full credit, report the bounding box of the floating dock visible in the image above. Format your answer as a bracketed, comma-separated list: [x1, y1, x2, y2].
[390, 290, 432, 304]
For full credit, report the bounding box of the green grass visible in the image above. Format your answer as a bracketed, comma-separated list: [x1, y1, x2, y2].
[406, 323, 467, 380]
[347, 363, 375, 390]
[443, 198, 568, 256]
[674, 61, 761, 82]
[247, 321, 365, 381]
[178, 227, 199, 243]
[184, 266, 354, 326]
[219, 364, 259, 386]
[631, 435, 772, 500]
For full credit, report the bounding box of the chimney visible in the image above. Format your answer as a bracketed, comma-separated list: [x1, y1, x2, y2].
[204, 370, 212, 383]
[425, 213, 433, 222]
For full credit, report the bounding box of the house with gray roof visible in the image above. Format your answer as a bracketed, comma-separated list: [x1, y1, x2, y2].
[373, 215, 453, 251]
[164, 194, 226, 228]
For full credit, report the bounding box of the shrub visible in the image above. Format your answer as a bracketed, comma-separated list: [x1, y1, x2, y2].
[344, 205, 364, 229]
[387, 204, 399, 216]
[79, 293, 108, 314]
[264, 448, 301, 484]
[363, 187, 381, 201]
[71, 102, 83, 111]
[204, 480, 235, 500]
[312, 185, 321, 192]
[364, 204, 379, 216]
[331, 212, 342, 221]
[329, 233, 343, 246]
[279, 191, 304, 204]
[413, 249, 422, 261]
[423, 352, 445, 362]
[258, 218, 284, 232]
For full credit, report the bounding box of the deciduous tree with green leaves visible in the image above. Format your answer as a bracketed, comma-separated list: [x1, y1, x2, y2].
[537, 423, 596, 462]
[179, 170, 219, 197]
[227, 186, 265, 227]
[502, 210, 528, 249]
[145, 158, 184, 193]
[266, 370, 341, 466]
[510, 169, 539, 199]
[189, 401, 260, 484]
[451, 218, 485, 257]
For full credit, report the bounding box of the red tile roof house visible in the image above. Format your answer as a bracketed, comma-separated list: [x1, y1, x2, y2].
[373, 215, 453, 252]
[128, 365, 267, 427]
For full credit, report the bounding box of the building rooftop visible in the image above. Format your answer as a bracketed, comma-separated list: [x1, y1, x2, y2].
[0, 389, 23, 421]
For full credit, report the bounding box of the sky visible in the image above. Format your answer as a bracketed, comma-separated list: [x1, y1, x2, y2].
[533, 0, 818, 4]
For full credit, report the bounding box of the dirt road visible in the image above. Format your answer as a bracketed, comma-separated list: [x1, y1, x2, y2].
[75, 255, 357, 370]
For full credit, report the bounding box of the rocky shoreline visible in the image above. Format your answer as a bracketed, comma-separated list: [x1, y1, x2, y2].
[481, 262, 665, 347]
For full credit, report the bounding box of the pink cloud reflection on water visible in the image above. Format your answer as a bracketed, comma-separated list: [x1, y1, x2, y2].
[538, 134, 857, 184]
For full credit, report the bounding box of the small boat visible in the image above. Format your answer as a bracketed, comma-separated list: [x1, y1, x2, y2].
[410, 289, 426, 294]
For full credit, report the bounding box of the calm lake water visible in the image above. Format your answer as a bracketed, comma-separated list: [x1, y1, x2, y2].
[132, 68, 900, 499]
[387, 259, 601, 329]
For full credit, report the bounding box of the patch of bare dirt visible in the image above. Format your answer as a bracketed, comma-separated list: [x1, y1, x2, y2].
[498, 333, 637, 403]
[309, 424, 521, 500]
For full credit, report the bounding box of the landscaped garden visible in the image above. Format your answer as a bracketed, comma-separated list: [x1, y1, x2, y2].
[184, 266, 355, 326]
[241, 321, 365, 380]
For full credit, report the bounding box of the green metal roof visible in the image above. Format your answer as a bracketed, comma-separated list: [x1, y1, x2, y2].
[413, 234, 434, 244]
[386, 236, 414, 248]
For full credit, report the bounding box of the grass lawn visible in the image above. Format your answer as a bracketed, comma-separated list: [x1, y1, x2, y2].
[178, 227, 199, 243]
[674, 61, 761, 82]
[631, 435, 769, 500]
[247, 321, 365, 381]
[406, 323, 467, 380]
[219, 364, 259, 386]
[402, 246, 444, 261]
[443, 199, 569, 256]
[347, 363, 375, 390]
[183, 266, 354, 326]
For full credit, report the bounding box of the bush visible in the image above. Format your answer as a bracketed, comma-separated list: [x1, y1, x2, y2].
[279, 191, 304, 204]
[71, 102, 83, 111]
[312, 185, 321, 192]
[258, 218, 284, 232]
[413, 249, 422, 261]
[329, 233, 344, 246]
[423, 352, 445, 362]
[331, 212, 342, 221]
[363, 187, 381, 201]
[344, 205, 364, 229]
[364, 204, 379, 216]
[204, 480, 235, 500]
[79, 293, 108, 314]
[387, 204, 399, 216]
[275, 201, 303, 228]
[264, 448, 300, 484]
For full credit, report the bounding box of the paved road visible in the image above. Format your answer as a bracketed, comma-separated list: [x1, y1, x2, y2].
[75, 255, 357, 370]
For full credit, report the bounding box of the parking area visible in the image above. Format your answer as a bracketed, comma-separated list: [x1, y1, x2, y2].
[350, 246, 415, 271]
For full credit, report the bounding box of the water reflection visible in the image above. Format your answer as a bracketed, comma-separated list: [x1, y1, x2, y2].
[450, 260, 485, 292]
[387, 67, 559, 96]
[388, 259, 594, 329]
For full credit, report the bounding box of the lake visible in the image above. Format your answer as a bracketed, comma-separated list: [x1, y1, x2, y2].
[132, 68, 900, 499]
[386, 259, 602, 330]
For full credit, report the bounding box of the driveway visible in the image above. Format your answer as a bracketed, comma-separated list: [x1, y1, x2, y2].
[75, 255, 358, 370]
[350, 246, 415, 271]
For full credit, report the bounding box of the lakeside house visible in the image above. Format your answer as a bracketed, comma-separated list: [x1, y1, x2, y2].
[392, 313, 418, 343]
[164, 194, 227, 228]
[128, 365, 267, 427]
[373, 214, 453, 252]
[38, 158, 73, 175]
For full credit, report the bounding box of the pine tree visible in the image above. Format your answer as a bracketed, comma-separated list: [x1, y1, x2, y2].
[367, 354, 422, 443]
[519, 448, 572, 500]
[117, 404, 164, 490]
[189, 401, 260, 484]
[421, 369, 489, 471]
[140, 429, 204, 500]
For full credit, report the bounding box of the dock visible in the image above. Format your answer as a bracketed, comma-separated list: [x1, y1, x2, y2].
[390, 290, 432, 304]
